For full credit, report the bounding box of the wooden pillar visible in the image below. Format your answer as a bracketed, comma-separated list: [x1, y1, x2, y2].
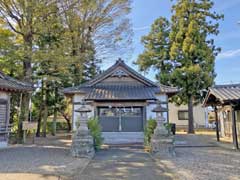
[143, 105, 147, 129]
[71, 97, 74, 131]
[166, 96, 169, 123]
[231, 105, 239, 149]
[214, 106, 220, 142]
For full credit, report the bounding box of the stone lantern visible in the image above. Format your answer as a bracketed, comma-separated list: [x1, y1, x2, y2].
[152, 102, 168, 136]
[151, 100, 175, 156]
[71, 101, 95, 158]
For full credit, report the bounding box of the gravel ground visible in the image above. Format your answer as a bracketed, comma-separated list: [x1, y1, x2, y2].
[75, 146, 176, 180]
[0, 134, 89, 180]
[155, 134, 240, 180]
[0, 133, 239, 180]
[77, 134, 240, 180]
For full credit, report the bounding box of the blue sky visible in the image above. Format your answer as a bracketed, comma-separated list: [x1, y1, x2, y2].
[105, 0, 240, 85]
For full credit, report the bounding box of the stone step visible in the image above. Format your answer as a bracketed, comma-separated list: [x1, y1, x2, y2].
[102, 132, 144, 144]
[0, 141, 7, 148]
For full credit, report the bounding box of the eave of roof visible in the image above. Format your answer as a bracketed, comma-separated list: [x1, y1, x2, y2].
[84, 85, 158, 100]
[157, 83, 179, 96]
[0, 71, 34, 92]
[203, 84, 240, 106]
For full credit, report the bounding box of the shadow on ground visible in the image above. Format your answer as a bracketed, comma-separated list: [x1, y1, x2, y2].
[76, 134, 240, 180]
[0, 134, 89, 180]
[155, 134, 240, 180]
[76, 146, 176, 180]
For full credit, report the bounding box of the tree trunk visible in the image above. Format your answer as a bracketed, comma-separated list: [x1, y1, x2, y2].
[52, 108, 57, 136]
[42, 87, 48, 137]
[36, 109, 42, 137]
[18, 34, 33, 142]
[36, 79, 44, 137]
[42, 106, 48, 137]
[60, 111, 72, 132]
[18, 93, 30, 143]
[66, 118, 71, 132]
[188, 96, 195, 134]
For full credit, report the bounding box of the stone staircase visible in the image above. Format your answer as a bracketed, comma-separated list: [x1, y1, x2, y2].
[102, 132, 144, 144]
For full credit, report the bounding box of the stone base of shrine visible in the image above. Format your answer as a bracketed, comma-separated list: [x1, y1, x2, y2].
[151, 135, 175, 157]
[0, 141, 7, 148]
[71, 130, 95, 158]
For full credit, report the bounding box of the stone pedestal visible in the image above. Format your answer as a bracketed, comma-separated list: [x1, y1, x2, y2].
[151, 135, 175, 157]
[71, 129, 95, 158]
[71, 103, 95, 158]
[151, 103, 175, 157]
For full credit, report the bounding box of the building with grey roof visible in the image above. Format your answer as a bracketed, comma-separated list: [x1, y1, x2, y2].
[0, 71, 33, 147]
[203, 84, 240, 149]
[64, 59, 178, 144]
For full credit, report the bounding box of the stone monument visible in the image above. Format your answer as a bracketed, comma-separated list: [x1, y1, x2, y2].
[71, 101, 95, 158]
[151, 101, 175, 156]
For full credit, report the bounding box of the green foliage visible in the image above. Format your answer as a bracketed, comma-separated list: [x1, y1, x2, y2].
[144, 119, 174, 145]
[87, 117, 103, 150]
[0, 0, 133, 139]
[137, 0, 223, 133]
[42, 121, 70, 134]
[144, 119, 157, 146]
[164, 123, 173, 132]
[0, 22, 22, 77]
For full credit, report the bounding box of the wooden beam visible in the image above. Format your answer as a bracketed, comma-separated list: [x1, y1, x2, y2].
[166, 96, 169, 123]
[92, 101, 147, 107]
[231, 106, 239, 149]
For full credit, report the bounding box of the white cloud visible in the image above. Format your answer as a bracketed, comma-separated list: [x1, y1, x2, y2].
[133, 26, 150, 31]
[217, 49, 240, 59]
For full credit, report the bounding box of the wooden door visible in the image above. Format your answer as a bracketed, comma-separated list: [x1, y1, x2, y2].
[98, 107, 143, 132]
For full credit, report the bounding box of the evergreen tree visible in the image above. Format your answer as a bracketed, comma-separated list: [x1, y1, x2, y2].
[137, 0, 223, 133]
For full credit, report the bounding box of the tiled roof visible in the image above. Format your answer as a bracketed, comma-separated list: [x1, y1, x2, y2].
[63, 59, 179, 100]
[63, 83, 179, 94]
[85, 85, 158, 100]
[203, 84, 240, 106]
[158, 84, 179, 95]
[63, 86, 91, 94]
[84, 59, 158, 87]
[0, 71, 33, 92]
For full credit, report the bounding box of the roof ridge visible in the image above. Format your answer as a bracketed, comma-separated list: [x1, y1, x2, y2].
[213, 83, 240, 88]
[0, 71, 5, 79]
[85, 59, 158, 87]
[0, 71, 32, 86]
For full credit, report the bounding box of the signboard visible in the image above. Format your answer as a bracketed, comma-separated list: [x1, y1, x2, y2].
[22, 121, 37, 130]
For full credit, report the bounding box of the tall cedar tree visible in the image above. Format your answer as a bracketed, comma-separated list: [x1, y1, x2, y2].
[137, 0, 223, 133]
